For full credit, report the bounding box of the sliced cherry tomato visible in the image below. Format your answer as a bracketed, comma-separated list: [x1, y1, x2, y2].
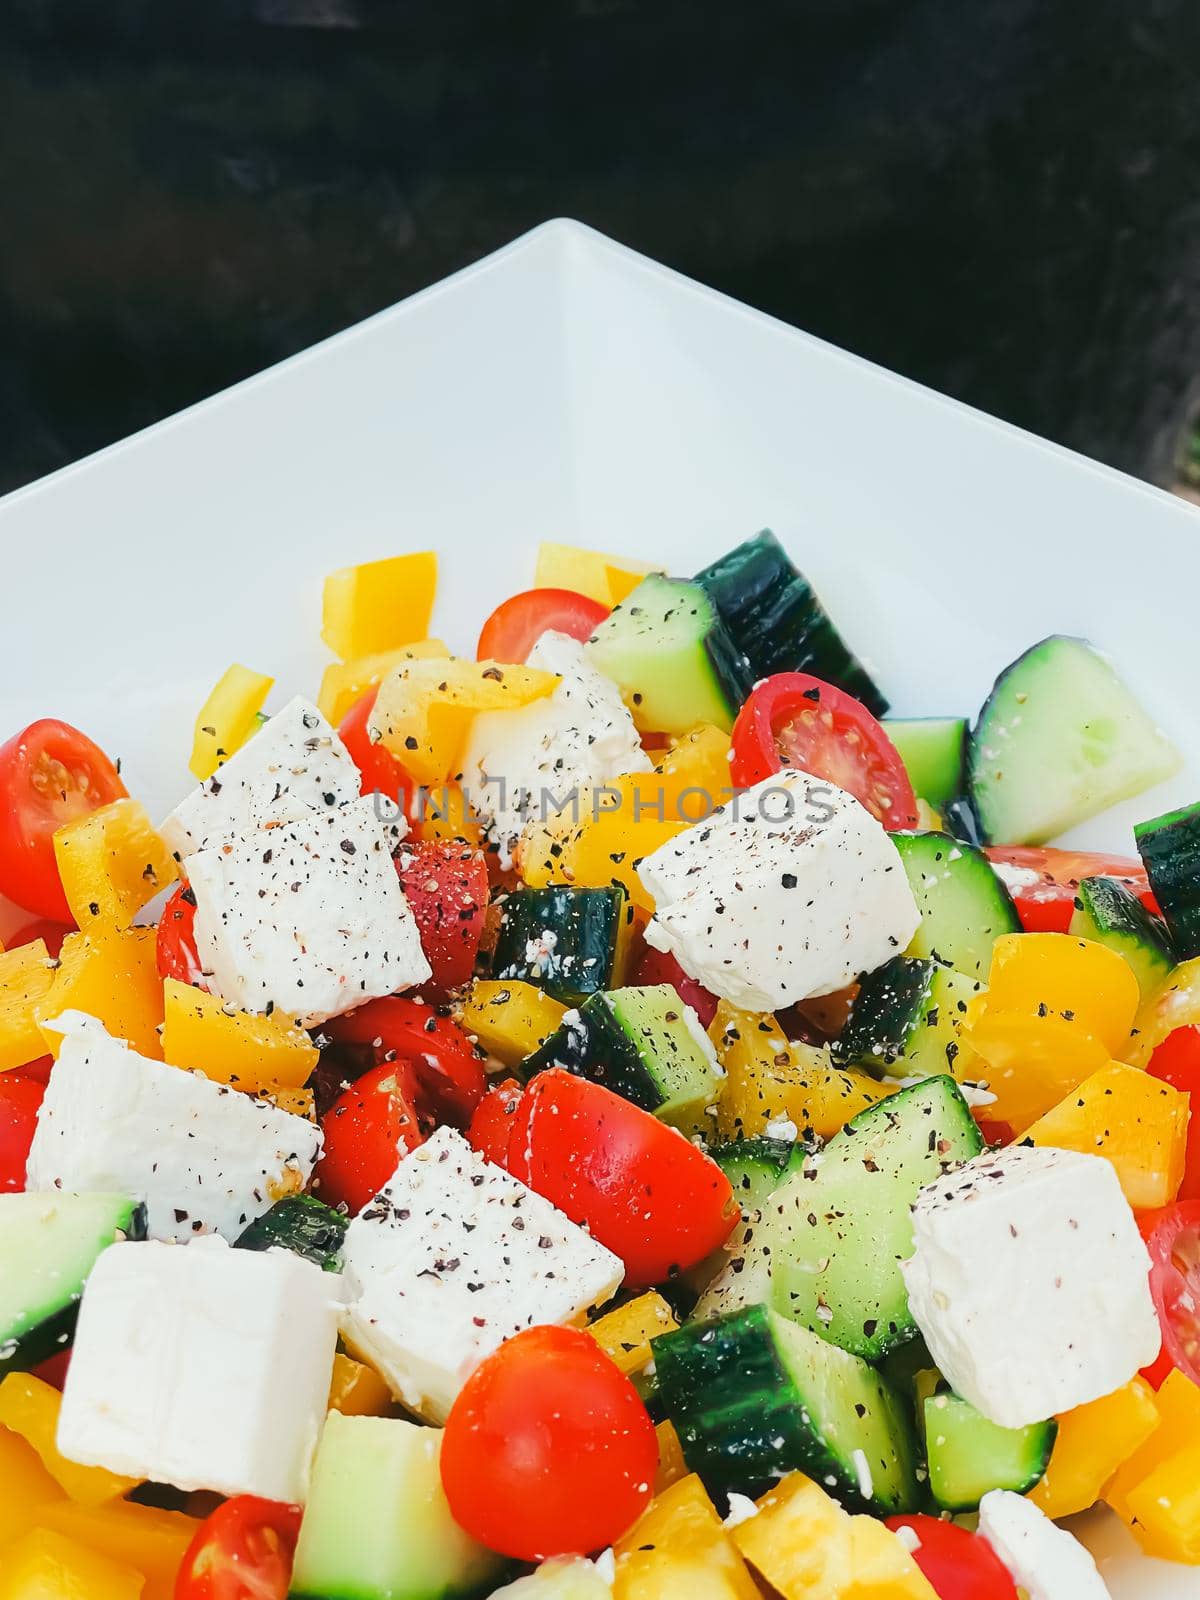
[441, 1324, 657, 1562]
[338, 688, 414, 814]
[0, 1070, 45, 1192]
[1148, 1027, 1200, 1203]
[314, 1059, 425, 1214]
[467, 1079, 527, 1167]
[476, 588, 611, 663]
[33, 1349, 71, 1390]
[974, 1116, 1016, 1148]
[8, 918, 72, 959]
[175, 1494, 302, 1600]
[984, 846, 1158, 934]
[156, 885, 206, 987]
[884, 1515, 1018, 1599]
[0, 719, 127, 920]
[326, 996, 486, 1128]
[630, 942, 718, 1029]
[729, 673, 918, 829]
[1138, 1202, 1200, 1389]
[395, 839, 489, 997]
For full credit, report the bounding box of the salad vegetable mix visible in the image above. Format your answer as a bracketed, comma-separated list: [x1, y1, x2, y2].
[0, 529, 1198, 1597]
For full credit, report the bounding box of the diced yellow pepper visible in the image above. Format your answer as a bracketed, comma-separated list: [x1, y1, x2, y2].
[589, 1293, 678, 1376]
[1029, 1378, 1159, 1520]
[0, 1425, 65, 1549]
[654, 1420, 688, 1494]
[1124, 1444, 1200, 1563]
[1024, 1061, 1190, 1208]
[651, 724, 733, 794]
[961, 1009, 1111, 1132]
[161, 978, 317, 1092]
[535, 543, 654, 608]
[614, 1474, 760, 1600]
[317, 639, 451, 726]
[35, 1500, 197, 1594]
[1128, 956, 1200, 1066]
[53, 800, 176, 932]
[0, 1376, 140, 1508]
[327, 1352, 394, 1417]
[455, 980, 567, 1067]
[322, 551, 438, 661]
[370, 657, 559, 786]
[413, 783, 484, 847]
[0, 1527, 143, 1600]
[36, 928, 163, 1061]
[984, 933, 1140, 1055]
[188, 663, 274, 781]
[1106, 1370, 1200, 1540]
[0, 942, 55, 1073]
[266, 1086, 317, 1120]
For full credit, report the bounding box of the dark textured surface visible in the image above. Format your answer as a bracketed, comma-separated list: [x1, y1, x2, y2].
[3, 0, 1200, 496]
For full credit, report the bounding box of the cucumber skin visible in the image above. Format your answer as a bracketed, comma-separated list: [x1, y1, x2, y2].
[235, 1195, 348, 1273]
[837, 957, 981, 1081]
[492, 886, 625, 1006]
[710, 1137, 806, 1210]
[1069, 875, 1175, 996]
[1136, 803, 1200, 961]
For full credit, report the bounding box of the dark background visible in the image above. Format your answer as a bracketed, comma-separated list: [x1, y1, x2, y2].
[4, 0, 1200, 498]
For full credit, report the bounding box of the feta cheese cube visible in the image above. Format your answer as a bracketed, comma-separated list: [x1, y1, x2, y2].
[189, 795, 430, 1025]
[637, 768, 920, 1010]
[901, 1144, 1159, 1429]
[978, 1490, 1112, 1599]
[28, 1011, 322, 1242]
[340, 1127, 623, 1422]
[161, 696, 359, 861]
[460, 631, 650, 863]
[57, 1236, 340, 1503]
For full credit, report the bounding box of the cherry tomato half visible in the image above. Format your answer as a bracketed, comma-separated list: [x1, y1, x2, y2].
[325, 996, 486, 1129]
[884, 1515, 1019, 1599]
[8, 918, 72, 959]
[630, 942, 718, 1029]
[315, 1059, 425, 1214]
[174, 1494, 302, 1600]
[156, 886, 205, 987]
[0, 719, 127, 919]
[476, 588, 611, 663]
[1148, 1027, 1200, 1203]
[338, 689, 414, 815]
[395, 839, 489, 998]
[441, 1324, 657, 1561]
[1138, 1202, 1200, 1390]
[467, 1079, 527, 1167]
[0, 1070, 45, 1191]
[984, 846, 1158, 934]
[729, 673, 918, 829]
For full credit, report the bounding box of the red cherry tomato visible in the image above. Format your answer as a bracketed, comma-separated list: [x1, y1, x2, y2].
[729, 673, 918, 830]
[395, 839, 489, 998]
[315, 1059, 425, 1214]
[630, 942, 718, 1029]
[441, 1324, 657, 1561]
[974, 1117, 1015, 1149]
[338, 689, 414, 814]
[467, 1079, 527, 1167]
[33, 1349, 71, 1390]
[476, 588, 611, 663]
[984, 847, 1158, 934]
[0, 1070, 45, 1192]
[1148, 1027, 1200, 1203]
[8, 918, 72, 959]
[174, 1494, 302, 1600]
[325, 996, 486, 1129]
[0, 719, 127, 919]
[884, 1515, 1019, 1599]
[156, 886, 205, 987]
[1138, 1202, 1200, 1390]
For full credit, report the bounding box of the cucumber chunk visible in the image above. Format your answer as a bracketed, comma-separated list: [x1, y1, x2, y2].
[585, 574, 752, 735]
[1069, 875, 1175, 997]
[969, 636, 1180, 845]
[652, 1303, 921, 1512]
[0, 1192, 147, 1376]
[1136, 800, 1200, 962]
[884, 718, 968, 809]
[893, 830, 1019, 979]
[837, 956, 982, 1081]
[709, 1137, 809, 1211]
[925, 1390, 1056, 1511]
[492, 885, 627, 1006]
[235, 1195, 348, 1272]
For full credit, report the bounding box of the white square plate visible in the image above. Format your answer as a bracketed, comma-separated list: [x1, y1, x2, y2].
[1, 219, 1196, 1593]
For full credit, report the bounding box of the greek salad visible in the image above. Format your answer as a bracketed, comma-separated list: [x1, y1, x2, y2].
[0, 530, 1198, 1599]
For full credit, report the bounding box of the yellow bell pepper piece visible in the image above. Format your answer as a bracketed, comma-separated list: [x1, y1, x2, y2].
[455, 980, 567, 1067]
[1024, 1061, 1190, 1208]
[1124, 1443, 1200, 1563]
[614, 1474, 760, 1600]
[984, 933, 1140, 1054]
[535, 543, 653, 607]
[370, 657, 559, 786]
[36, 928, 163, 1061]
[188, 663, 274, 781]
[0, 1527, 143, 1600]
[1106, 1369, 1200, 1547]
[265, 1086, 316, 1120]
[654, 1420, 688, 1494]
[161, 978, 317, 1092]
[589, 1293, 678, 1377]
[53, 800, 176, 933]
[327, 1352, 394, 1417]
[0, 942, 55, 1073]
[0, 1425, 65, 1549]
[35, 1500, 197, 1595]
[1028, 1378, 1159, 1520]
[413, 783, 484, 846]
[1128, 956, 1200, 1066]
[961, 1009, 1111, 1132]
[0, 1376, 139, 1508]
[322, 551, 438, 661]
[652, 724, 734, 792]
[317, 639, 451, 725]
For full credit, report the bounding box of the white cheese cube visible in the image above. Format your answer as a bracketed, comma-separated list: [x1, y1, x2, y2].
[637, 768, 920, 1010]
[901, 1144, 1160, 1429]
[161, 696, 360, 861]
[978, 1490, 1112, 1599]
[28, 1011, 322, 1242]
[460, 631, 650, 863]
[57, 1236, 340, 1503]
[340, 1127, 623, 1423]
[189, 794, 430, 1026]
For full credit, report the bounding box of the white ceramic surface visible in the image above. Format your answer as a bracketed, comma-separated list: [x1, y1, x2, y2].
[1, 218, 1197, 1593]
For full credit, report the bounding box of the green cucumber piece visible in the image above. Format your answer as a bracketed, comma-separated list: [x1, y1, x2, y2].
[652, 1304, 921, 1512]
[1069, 875, 1175, 998]
[925, 1390, 1056, 1511]
[492, 885, 627, 1006]
[969, 636, 1180, 846]
[893, 830, 1019, 979]
[1136, 801, 1200, 961]
[235, 1195, 348, 1272]
[836, 957, 982, 1081]
[0, 1193, 148, 1376]
[585, 574, 752, 735]
[709, 1137, 809, 1211]
[884, 719, 968, 809]
[694, 530, 887, 716]
[520, 984, 723, 1135]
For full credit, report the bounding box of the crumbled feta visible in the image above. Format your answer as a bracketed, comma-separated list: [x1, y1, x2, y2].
[902, 1145, 1159, 1428]
[723, 1493, 761, 1529]
[340, 1127, 623, 1423]
[28, 1011, 322, 1241]
[978, 1489, 1112, 1598]
[57, 1237, 340, 1503]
